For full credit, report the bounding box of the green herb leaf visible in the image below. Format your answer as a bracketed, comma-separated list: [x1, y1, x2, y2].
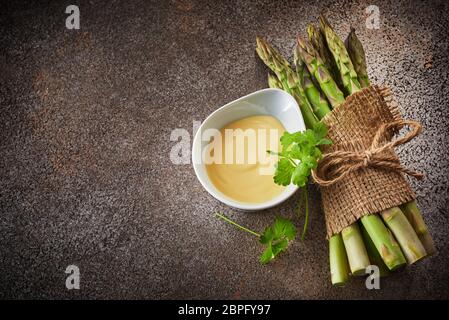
[313, 122, 328, 140]
[269, 124, 331, 242]
[259, 216, 297, 264]
[273, 158, 295, 186]
[291, 163, 309, 187]
[215, 213, 296, 265]
[259, 227, 274, 244]
[280, 131, 301, 149]
[271, 123, 332, 188]
[273, 216, 296, 240]
[260, 244, 273, 264]
[317, 138, 332, 145]
[272, 239, 288, 255]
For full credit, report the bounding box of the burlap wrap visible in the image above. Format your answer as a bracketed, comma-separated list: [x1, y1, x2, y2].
[316, 85, 419, 238]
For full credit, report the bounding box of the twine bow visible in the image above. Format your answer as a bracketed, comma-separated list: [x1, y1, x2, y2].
[312, 120, 424, 187]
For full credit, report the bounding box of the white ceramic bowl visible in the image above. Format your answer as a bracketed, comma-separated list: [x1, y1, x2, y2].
[192, 88, 306, 211]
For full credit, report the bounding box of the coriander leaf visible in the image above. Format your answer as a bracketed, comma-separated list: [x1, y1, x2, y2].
[300, 130, 317, 147]
[273, 158, 295, 186]
[272, 238, 288, 256]
[288, 143, 302, 159]
[273, 216, 290, 239]
[281, 131, 301, 150]
[291, 163, 309, 187]
[271, 122, 332, 188]
[259, 226, 274, 244]
[293, 131, 310, 149]
[259, 216, 297, 264]
[275, 216, 296, 240]
[215, 213, 297, 265]
[317, 138, 332, 145]
[302, 155, 318, 169]
[310, 147, 322, 159]
[280, 132, 294, 150]
[260, 244, 273, 264]
[313, 121, 328, 140]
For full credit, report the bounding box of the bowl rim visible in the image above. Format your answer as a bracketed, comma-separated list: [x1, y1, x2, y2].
[191, 88, 303, 211]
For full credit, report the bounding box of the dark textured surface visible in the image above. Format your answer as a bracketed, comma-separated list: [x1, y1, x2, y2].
[1, 0, 448, 299]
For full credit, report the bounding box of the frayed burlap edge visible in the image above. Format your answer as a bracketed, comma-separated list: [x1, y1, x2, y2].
[319, 85, 417, 239]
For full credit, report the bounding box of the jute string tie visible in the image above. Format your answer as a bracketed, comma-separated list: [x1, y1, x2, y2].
[312, 119, 424, 187]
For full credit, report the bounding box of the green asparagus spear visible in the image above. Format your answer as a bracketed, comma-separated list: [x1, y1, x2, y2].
[361, 214, 406, 270]
[293, 46, 332, 118]
[329, 233, 350, 286]
[319, 15, 361, 96]
[307, 24, 342, 89]
[341, 224, 370, 276]
[401, 201, 437, 255]
[360, 222, 391, 277]
[380, 207, 427, 264]
[346, 27, 370, 88]
[296, 36, 346, 108]
[256, 37, 290, 90]
[267, 73, 283, 89]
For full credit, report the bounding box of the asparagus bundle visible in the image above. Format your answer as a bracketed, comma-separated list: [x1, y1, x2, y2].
[256, 16, 436, 286]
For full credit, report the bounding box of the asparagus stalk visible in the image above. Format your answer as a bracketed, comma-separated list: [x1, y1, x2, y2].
[361, 214, 406, 270]
[284, 68, 320, 129]
[380, 207, 427, 264]
[346, 27, 370, 88]
[319, 15, 361, 96]
[256, 37, 319, 129]
[296, 36, 346, 108]
[293, 46, 332, 118]
[329, 233, 350, 286]
[268, 73, 283, 89]
[307, 24, 342, 90]
[341, 224, 370, 276]
[256, 37, 290, 90]
[401, 201, 437, 255]
[360, 222, 391, 277]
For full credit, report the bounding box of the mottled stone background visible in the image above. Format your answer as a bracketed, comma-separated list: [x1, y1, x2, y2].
[1, 0, 448, 299]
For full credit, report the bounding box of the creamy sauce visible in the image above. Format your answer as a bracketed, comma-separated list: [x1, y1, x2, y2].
[206, 115, 286, 203]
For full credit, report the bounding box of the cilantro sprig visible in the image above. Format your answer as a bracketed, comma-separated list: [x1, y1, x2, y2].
[215, 213, 297, 264]
[270, 122, 332, 187]
[259, 216, 296, 264]
[269, 122, 332, 240]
